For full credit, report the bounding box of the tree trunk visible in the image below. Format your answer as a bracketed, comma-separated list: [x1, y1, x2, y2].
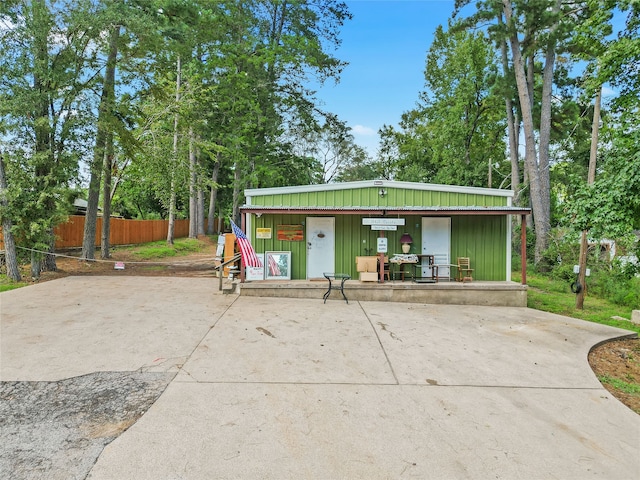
[503, 0, 549, 265]
[31, 251, 41, 279]
[0, 154, 22, 281]
[101, 131, 114, 259]
[44, 229, 57, 271]
[197, 186, 205, 236]
[576, 86, 601, 309]
[526, 53, 535, 111]
[207, 152, 221, 235]
[82, 25, 119, 259]
[32, 0, 55, 273]
[188, 126, 197, 238]
[232, 163, 241, 222]
[511, 112, 521, 204]
[195, 136, 205, 236]
[536, 0, 561, 266]
[498, 14, 520, 207]
[167, 55, 181, 246]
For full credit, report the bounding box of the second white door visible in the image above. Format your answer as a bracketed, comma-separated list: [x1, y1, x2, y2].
[421, 217, 451, 279]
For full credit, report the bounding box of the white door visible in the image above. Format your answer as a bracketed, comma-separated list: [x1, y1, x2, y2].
[422, 217, 451, 279]
[306, 217, 335, 279]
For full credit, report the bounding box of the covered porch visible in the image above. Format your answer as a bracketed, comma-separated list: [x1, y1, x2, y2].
[237, 181, 532, 306]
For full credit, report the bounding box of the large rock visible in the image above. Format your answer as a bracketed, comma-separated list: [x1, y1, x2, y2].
[632, 310, 640, 324]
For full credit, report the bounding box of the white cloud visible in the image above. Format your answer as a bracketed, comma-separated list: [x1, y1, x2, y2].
[352, 125, 376, 136]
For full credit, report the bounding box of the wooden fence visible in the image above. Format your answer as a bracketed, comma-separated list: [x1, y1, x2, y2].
[1, 215, 221, 250]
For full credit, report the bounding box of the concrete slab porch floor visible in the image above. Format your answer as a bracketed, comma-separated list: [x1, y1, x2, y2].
[1, 276, 638, 479]
[239, 279, 529, 307]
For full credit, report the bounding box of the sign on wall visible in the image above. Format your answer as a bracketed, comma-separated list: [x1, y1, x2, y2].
[256, 228, 272, 239]
[362, 218, 405, 226]
[377, 238, 388, 253]
[277, 225, 304, 241]
[371, 225, 397, 231]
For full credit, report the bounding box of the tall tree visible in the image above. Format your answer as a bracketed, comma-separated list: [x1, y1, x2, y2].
[497, 13, 521, 205]
[313, 116, 360, 183]
[454, 0, 617, 264]
[334, 145, 376, 182]
[380, 24, 506, 188]
[421, 24, 506, 186]
[82, 23, 120, 259]
[0, 153, 21, 281]
[166, 55, 182, 245]
[0, 0, 93, 276]
[562, 2, 640, 242]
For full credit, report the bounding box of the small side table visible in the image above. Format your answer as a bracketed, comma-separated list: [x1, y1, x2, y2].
[323, 273, 350, 304]
[412, 263, 438, 283]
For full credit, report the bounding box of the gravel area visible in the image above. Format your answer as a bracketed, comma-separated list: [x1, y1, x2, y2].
[0, 371, 174, 480]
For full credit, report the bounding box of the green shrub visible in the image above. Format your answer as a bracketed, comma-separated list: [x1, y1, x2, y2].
[514, 227, 640, 310]
[512, 224, 536, 263]
[589, 267, 640, 309]
[541, 228, 580, 277]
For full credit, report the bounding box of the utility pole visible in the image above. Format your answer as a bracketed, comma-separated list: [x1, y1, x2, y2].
[576, 86, 602, 309]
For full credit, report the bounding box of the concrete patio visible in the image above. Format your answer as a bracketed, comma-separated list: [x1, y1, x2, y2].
[1, 276, 638, 479]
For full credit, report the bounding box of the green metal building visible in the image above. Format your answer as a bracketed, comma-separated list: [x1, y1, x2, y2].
[240, 180, 530, 282]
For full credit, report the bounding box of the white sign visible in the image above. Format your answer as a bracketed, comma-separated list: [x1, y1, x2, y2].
[371, 225, 397, 231]
[245, 254, 265, 280]
[362, 218, 405, 226]
[256, 228, 272, 239]
[216, 234, 225, 257]
[377, 238, 388, 253]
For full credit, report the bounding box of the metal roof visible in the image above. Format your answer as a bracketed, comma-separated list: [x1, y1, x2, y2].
[240, 205, 531, 216]
[244, 180, 515, 198]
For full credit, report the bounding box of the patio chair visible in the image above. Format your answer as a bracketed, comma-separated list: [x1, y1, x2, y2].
[456, 257, 473, 283]
[378, 256, 390, 281]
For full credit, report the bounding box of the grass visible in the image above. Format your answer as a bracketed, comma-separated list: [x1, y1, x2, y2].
[598, 375, 640, 395]
[126, 237, 208, 260]
[0, 280, 29, 293]
[513, 270, 640, 335]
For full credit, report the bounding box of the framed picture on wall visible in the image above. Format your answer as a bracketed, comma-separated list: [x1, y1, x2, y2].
[264, 251, 291, 280]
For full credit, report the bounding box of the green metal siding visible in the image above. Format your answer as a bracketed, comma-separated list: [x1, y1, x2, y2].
[250, 214, 507, 281]
[252, 214, 308, 280]
[252, 214, 406, 279]
[451, 216, 506, 280]
[250, 186, 508, 208]
[247, 184, 511, 281]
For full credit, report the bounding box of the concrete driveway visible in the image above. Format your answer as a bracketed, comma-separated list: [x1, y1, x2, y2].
[1, 276, 638, 479]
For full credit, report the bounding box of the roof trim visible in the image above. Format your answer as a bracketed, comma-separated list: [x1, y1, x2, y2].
[241, 205, 531, 216]
[244, 180, 514, 198]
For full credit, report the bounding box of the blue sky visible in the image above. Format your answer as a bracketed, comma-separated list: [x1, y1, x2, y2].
[313, 1, 628, 156]
[313, 0, 457, 155]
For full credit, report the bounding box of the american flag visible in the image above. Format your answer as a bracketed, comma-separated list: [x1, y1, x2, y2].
[230, 219, 262, 268]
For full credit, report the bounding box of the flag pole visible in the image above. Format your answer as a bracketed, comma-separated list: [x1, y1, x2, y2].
[240, 213, 246, 283]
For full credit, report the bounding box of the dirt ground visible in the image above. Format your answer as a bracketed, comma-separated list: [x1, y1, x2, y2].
[41, 241, 220, 279]
[588, 337, 640, 414]
[9, 241, 640, 416]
